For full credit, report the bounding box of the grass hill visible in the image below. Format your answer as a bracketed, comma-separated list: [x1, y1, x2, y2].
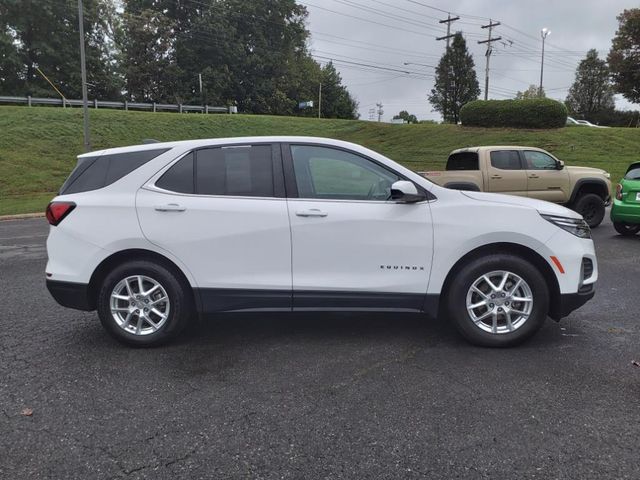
[1, 105, 639, 215]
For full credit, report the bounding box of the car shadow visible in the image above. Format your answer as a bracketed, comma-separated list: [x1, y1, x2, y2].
[180, 311, 463, 347]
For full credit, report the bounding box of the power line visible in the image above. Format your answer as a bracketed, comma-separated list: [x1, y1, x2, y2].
[300, 1, 441, 38]
[312, 55, 431, 75]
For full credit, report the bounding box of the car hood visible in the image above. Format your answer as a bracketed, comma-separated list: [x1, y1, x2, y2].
[566, 165, 608, 177]
[460, 190, 582, 218]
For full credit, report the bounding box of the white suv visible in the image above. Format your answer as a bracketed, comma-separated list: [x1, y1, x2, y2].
[46, 137, 597, 347]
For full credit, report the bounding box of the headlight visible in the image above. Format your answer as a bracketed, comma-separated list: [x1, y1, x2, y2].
[604, 172, 611, 179]
[541, 214, 591, 239]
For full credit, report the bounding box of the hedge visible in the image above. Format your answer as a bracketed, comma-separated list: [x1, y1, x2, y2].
[460, 98, 568, 129]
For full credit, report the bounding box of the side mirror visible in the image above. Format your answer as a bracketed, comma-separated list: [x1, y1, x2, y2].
[390, 180, 426, 203]
[557, 160, 565, 170]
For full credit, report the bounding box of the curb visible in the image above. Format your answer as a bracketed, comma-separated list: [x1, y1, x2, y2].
[0, 212, 46, 222]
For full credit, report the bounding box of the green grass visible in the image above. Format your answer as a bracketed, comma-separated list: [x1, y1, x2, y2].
[1, 105, 639, 215]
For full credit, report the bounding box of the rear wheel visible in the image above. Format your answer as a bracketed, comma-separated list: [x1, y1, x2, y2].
[446, 254, 549, 347]
[97, 260, 192, 347]
[573, 193, 605, 228]
[613, 221, 640, 236]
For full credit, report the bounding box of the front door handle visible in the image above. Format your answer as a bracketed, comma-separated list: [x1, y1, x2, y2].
[490, 175, 502, 179]
[296, 209, 328, 217]
[528, 174, 539, 179]
[154, 203, 186, 212]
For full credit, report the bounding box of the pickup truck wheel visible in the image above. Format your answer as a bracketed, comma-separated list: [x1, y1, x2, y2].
[446, 254, 549, 347]
[572, 193, 605, 228]
[613, 221, 640, 236]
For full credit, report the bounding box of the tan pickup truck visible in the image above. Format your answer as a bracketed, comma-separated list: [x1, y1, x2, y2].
[421, 146, 611, 228]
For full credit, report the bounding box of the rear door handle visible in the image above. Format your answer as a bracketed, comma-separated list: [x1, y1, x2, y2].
[295, 209, 328, 217]
[528, 174, 539, 179]
[154, 203, 186, 212]
[490, 175, 502, 179]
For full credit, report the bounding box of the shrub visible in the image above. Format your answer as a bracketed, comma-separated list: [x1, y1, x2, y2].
[460, 98, 568, 129]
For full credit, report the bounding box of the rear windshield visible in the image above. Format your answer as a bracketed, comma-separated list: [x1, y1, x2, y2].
[60, 148, 169, 194]
[625, 166, 640, 180]
[446, 152, 478, 171]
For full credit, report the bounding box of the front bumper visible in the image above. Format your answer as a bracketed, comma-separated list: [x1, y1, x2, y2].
[46, 280, 94, 311]
[551, 285, 595, 320]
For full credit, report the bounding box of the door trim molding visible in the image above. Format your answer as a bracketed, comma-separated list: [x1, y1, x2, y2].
[195, 288, 439, 315]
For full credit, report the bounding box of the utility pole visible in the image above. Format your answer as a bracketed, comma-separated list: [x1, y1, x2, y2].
[539, 28, 551, 96]
[77, 0, 90, 152]
[436, 14, 460, 48]
[478, 19, 501, 101]
[318, 82, 322, 119]
[436, 14, 459, 124]
[376, 102, 384, 122]
[198, 73, 204, 107]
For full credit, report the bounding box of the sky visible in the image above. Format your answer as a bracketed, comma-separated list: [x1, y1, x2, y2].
[301, 0, 634, 121]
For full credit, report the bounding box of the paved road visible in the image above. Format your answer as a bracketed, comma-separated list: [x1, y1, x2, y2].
[1, 213, 639, 479]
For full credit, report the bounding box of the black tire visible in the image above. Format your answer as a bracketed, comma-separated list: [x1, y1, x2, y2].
[446, 254, 549, 347]
[572, 193, 605, 228]
[97, 260, 193, 347]
[613, 221, 640, 236]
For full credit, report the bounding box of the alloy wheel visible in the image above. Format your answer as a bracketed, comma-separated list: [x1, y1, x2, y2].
[109, 275, 170, 336]
[465, 270, 533, 334]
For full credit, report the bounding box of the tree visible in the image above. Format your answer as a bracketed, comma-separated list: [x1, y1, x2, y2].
[118, 4, 181, 102]
[115, 0, 357, 117]
[0, 0, 122, 98]
[0, 22, 21, 95]
[393, 110, 418, 123]
[608, 9, 640, 103]
[515, 85, 545, 99]
[428, 33, 480, 123]
[317, 62, 358, 119]
[565, 49, 615, 117]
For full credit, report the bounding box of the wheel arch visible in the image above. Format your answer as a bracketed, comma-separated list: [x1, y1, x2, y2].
[87, 249, 198, 311]
[569, 178, 610, 204]
[437, 242, 561, 320]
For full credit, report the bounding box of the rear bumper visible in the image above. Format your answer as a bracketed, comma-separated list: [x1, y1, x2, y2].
[611, 200, 640, 224]
[46, 280, 94, 311]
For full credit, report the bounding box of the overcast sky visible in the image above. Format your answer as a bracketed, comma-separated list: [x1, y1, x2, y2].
[301, 0, 633, 121]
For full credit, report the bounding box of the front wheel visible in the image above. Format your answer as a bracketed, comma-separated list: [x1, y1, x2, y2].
[573, 193, 605, 228]
[97, 260, 193, 347]
[613, 221, 640, 236]
[446, 254, 549, 347]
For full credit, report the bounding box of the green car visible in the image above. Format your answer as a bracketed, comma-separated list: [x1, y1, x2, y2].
[611, 161, 640, 235]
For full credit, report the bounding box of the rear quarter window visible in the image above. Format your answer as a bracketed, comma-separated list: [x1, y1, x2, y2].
[446, 152, 479, 170]
[60, 148, 169, 194]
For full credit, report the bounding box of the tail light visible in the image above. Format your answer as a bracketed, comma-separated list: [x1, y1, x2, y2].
[46, 201, 76, 226]
[615, 183, 623, 201]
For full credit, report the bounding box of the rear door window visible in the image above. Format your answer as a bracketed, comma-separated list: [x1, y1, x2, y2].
[195, 145, 274, 197]
[490, 151, 523, 170]
[60, 148, 169, 194]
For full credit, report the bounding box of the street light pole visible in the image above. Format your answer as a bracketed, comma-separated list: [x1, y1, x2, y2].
[77, 0, 90, 152]
[539, 28, 550, 97]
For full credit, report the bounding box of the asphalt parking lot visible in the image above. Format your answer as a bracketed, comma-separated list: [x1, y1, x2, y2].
[1, 213, 639, 479]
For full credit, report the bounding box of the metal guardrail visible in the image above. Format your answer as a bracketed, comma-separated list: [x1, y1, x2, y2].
[0, 95, 237, 114]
